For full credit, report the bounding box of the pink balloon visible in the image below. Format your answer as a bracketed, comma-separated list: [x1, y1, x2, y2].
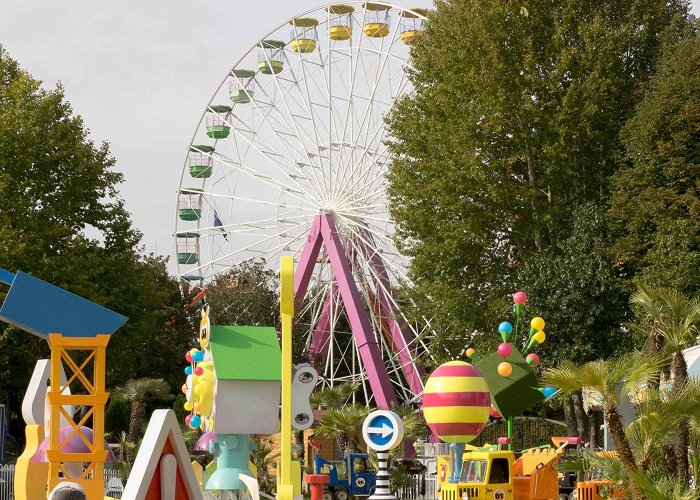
[497, 342, 512, 358]
[526, 353, 540, 367]
[185, 352, 193, 363]
[194, 367, 204, 376]
[513, 291, 528, 305]
[185, 414, 192, 426]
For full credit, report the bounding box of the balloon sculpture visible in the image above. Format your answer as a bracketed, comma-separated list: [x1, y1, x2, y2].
[423, 361, 491, 482]
[465, 291, 557, 447]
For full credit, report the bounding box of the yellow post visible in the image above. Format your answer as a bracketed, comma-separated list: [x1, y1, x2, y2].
[278, 256, 294, 500]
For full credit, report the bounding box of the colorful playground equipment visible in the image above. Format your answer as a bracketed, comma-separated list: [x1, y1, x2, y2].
[0, 268, 127, 500]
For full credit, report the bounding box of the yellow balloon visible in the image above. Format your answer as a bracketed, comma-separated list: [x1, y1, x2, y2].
[184, 401, 193, 411]
[497, 362, 513, 377]
[531, 317, 545, 331]
[533, 330, 546, 344]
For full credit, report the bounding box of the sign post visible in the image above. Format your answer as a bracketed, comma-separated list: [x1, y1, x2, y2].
[362, 410, 404, 500]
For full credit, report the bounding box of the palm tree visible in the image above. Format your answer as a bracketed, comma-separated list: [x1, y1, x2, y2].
[112, 378, 173, 445]
[631, 284, 700, 482]
[543, 352, 664, 500]
[314, 404, 370, 454]
[310, 382, 361, 410]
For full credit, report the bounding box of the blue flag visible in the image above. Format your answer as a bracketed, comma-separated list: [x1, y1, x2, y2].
[213, 211, 228, 240]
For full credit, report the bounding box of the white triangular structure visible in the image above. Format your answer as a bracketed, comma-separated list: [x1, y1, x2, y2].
[122, 409, 203, 500]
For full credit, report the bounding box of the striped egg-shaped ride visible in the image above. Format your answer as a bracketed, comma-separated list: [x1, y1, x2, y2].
[423, 361, 491, 443]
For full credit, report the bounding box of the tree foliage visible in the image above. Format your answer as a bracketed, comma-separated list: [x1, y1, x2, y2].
[386, 0, 689, 356]
[609, 31, 700, 295]
[204, 260, 279, 327]
[0, 47, 191, 437]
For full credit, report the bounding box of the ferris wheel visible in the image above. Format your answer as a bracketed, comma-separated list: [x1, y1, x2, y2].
[174, 2, 431, 408]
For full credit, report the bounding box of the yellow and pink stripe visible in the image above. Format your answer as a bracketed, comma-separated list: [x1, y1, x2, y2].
[423, 361, 491, 443]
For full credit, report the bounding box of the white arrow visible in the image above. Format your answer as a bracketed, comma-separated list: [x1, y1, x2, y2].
[367, 423, 393, 438]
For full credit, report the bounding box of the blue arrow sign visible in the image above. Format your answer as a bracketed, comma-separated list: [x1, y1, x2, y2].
[362, 410, 404, 452]
[366, 414, 395, 447]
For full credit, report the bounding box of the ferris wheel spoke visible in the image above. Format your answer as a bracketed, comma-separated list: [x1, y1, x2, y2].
[214, 138, 321, 207]
[260, 65, 334, 201]
[285, 46, 334, 196]
[334, 71, 409, 205]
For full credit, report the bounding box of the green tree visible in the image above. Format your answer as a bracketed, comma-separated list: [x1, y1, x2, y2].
[0, 47, 192, 437]
[386, 0, 690, 356]
[111, 377, 173, 445]
[610, 32, 700, 296]
[204, 260, 279, 327]
[630, 284, 699, 482]
[314, 404, 370, 455]
[543, 352, 665, 500]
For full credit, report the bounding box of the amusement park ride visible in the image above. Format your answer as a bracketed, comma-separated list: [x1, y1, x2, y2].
[174, 2, 431, 409]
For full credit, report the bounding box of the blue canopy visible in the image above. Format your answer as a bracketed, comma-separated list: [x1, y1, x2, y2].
[0, 269, 127, 339]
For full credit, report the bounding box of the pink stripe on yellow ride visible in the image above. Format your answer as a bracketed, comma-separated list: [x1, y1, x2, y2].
[423, 361, 491, 443]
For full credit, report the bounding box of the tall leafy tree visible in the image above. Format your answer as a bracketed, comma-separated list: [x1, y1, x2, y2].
[386, 0, 689, 355]
[610, 31, 700, 296]
[0, 47, 191, 437]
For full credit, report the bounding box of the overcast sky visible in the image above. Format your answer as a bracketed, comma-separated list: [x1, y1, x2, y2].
[1, 1, 698, 276]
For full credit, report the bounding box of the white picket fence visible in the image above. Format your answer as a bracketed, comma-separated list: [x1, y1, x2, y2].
[0, 465, 124, 500]
[398, 474, 437, 500]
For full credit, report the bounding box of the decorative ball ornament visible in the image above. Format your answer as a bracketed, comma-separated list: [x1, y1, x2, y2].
[422, 361, 491, 443]
[181, 384, 188, 394]
[526, 353, 540, 367]
[531, 317, 545, 331]
[190, 415, 202, 429]
[465, 348, 476, 358]
[489, 405, 501, 418]
[185, 352, 193, 363]
[513, 292, 528, 305]
[184, 401, 194, 411]
[497, 362, 513, 377]
[497, 343, 512, 358]
[184, 366, 193, 376]
[498, 322, 513, 342]
[533, 330, 546, 344]
[185, 414, 192, 426]
[194, 367, 204, 376]
[192, 350, 205, 363]
[498, 322, 513, 334]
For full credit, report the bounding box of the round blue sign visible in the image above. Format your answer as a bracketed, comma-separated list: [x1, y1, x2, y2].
[362, 410, 404, 452]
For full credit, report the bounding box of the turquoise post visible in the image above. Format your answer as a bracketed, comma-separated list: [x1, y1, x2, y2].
[206, 434, 253, 490]
[449, 442, 466, 483]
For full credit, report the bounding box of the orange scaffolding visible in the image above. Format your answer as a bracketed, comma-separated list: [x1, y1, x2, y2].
[47, 334, 110, 500]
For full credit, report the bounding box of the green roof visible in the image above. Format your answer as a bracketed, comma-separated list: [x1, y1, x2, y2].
[210, 325, 281, 381]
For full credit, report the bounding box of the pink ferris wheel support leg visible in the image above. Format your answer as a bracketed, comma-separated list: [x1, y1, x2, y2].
[293, 214, 398, 409]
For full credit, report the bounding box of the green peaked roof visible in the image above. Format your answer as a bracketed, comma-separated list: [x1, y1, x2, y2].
[210, 325, 281, 381]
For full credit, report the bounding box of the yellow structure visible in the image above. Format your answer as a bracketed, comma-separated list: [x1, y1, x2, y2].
[48, 334, 110, 500]
[363, 3, 391, 38]
[13, 424, 48, 499]
[277, 255, 295, 500]
[290, 17, 319, 53]
[327, 4, 354, 40]
[399, 8, 428, 45]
